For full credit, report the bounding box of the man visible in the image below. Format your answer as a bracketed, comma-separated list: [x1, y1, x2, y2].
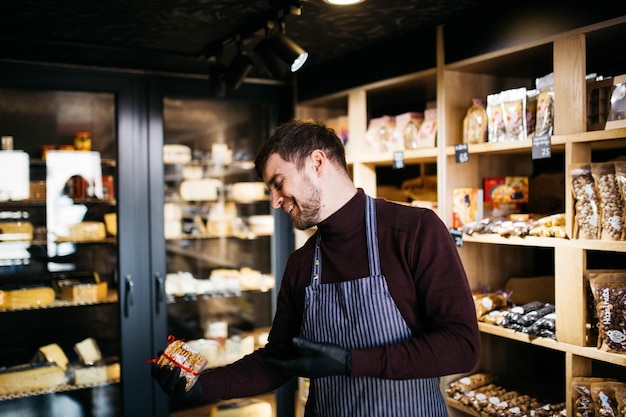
[153, 119, 480, 416]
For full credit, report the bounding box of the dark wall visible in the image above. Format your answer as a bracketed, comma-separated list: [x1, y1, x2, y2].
[296, 0, 626, 101]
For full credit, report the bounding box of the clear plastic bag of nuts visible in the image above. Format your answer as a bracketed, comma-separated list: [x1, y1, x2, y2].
[570, 163, 601, 240]
[591, 161, 625, 241]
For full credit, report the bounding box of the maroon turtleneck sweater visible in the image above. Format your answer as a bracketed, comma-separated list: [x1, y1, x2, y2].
[197, 189, 480, 401]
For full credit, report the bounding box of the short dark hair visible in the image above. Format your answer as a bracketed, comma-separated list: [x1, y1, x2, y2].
[254, 119, 348, 179]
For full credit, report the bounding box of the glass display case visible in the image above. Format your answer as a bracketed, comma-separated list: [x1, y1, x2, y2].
[0, 61, 295, 417]
[0, 87, 121, 416]
[160, 96, 277, 416]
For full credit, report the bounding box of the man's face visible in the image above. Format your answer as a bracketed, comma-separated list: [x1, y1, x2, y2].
[262, 153, 321, 230]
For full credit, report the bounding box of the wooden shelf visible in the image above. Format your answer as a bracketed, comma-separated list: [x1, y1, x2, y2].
[445, 398, 482, 417]
[0, 378, 120, 402]
[478, 322, 626, 366]
[462, 233, 626, 252]
[296, 16, 626, 417]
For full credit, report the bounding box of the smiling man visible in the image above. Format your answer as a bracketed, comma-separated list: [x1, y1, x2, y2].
[152, 119, 480, 417]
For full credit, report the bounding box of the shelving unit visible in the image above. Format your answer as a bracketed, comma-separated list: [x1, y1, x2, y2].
[296, 14, 626, 417]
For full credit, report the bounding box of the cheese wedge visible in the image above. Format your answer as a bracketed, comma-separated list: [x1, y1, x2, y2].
[59, 281, 107, 303]
[0, 286, 55, 310]
[106, 361, 120, 381]
[0, 364, 66, 395]
[38, 343, 69, 371]
[73, 365, 108, 385]
[74, 338, 102, 365]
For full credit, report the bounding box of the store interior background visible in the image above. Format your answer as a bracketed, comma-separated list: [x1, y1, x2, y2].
[3, 1, 626, 417]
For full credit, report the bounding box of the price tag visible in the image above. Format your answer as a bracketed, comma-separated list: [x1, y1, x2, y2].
[454, 143, 469, 164]
[532, 133, 552, 160]
[392, 151, 405, 169]
[450, 228, 463, 247]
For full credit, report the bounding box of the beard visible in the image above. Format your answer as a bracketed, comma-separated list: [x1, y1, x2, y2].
[291, 175, 322, 230]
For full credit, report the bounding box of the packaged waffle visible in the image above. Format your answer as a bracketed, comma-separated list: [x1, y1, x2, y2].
[156, 336, 208, 391]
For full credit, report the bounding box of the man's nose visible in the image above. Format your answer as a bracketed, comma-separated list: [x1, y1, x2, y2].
[270, 191, 283, 210]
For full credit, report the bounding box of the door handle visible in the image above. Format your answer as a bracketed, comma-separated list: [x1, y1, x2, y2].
[155, 272, 165, 314]
[124, 274, 134, 317]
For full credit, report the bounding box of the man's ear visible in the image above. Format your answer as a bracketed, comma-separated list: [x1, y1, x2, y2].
[310, 149, 325, 175]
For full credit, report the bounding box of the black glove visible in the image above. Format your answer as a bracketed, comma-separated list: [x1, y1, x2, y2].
[266, 337, 351, 378]
[151, 363, 204, 401]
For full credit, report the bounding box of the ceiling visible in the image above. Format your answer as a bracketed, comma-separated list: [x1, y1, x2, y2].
[4, 0, 626, 101]
[0, 0, 493, 84]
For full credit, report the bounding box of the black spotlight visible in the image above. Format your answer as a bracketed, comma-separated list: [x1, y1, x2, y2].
[267, 32, 308, 72]
[223, 50, 254, 90]
[254, 32, 308, 77]
[254, 38, 288, 78]
[208, 64, 226, 98]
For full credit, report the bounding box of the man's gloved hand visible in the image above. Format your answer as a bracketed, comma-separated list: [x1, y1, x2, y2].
[151, 363, 203, 401]
[266, 337, 351, 378]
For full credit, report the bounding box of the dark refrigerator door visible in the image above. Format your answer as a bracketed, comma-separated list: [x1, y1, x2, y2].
[161, 96, 276, 416]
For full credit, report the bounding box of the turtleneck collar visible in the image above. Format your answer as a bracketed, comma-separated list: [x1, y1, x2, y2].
[316, 188, 367, 241]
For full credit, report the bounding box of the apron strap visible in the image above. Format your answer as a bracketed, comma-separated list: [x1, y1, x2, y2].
[365, 195, 381, 276]
[310, 232, 322, 287]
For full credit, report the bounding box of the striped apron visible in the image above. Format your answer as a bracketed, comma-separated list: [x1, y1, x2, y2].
[300, 196, 448, 417]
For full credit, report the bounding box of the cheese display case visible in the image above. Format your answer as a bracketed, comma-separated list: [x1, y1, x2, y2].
[0, 84, 122, 415]
[0, 61, 294, 417]
[0, 63, 189, 417]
